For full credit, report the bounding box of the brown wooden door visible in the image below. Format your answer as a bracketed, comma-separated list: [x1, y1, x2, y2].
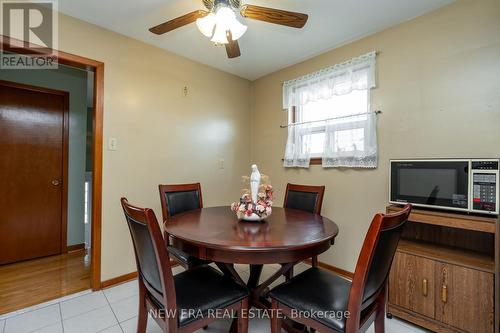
[0, 80, 68, 265]
[435, 263, 494, 333]
[389, 252, 435, 318]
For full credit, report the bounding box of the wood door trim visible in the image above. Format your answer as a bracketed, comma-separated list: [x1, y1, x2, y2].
[91, 61, 104, 291]
[1, 34, 105, 290]
[62, 92, 69, 253]
[0, 80, 69, 257]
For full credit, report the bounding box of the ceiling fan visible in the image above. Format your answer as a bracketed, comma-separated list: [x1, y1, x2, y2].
[149, 0, 308, 59]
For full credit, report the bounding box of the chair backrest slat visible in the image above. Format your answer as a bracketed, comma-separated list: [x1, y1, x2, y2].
[283, 183, 325, 214]
[120, 198, 176, 314]
[159, 183, 203, 221]
[346, 204, 412, 331]
[126, 214, 164, 294]
[361, 217, 407, 304]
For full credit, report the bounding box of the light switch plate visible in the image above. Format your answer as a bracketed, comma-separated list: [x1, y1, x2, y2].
[108, 138, 118, 151]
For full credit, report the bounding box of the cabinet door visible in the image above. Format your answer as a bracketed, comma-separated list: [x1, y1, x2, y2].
[435, 263, 494, 333]
[389, 252, 435, 318]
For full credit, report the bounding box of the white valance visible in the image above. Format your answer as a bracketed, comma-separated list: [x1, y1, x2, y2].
[282, 51, 376, 109]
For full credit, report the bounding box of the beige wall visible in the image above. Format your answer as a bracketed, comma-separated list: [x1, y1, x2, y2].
[54, 14, 253, 280]
[251, 0, 500, 272]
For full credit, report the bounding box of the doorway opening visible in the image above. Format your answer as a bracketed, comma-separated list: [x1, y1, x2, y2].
[0, 36, 104, 315]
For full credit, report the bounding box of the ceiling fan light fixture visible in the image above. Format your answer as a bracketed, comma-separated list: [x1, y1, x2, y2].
[196, 12, 216, 37]
[209, 5, 247, 44]
[148, 1, 308, 59]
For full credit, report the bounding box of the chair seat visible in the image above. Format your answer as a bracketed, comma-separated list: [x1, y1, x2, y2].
[153, 265, 248, 327]
[168, 246, 210, 267]
[269, 268, 352, 332]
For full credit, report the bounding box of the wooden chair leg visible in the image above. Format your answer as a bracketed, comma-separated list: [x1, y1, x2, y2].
[270, 299, 282, 333]
[285, 266, 294, 281]
[374, 307, 385, 333]
[137, 281, 148, 333]
[237, 298, 249, 333]
[374, 286, 387, 333]
[311, 256, 318, 267]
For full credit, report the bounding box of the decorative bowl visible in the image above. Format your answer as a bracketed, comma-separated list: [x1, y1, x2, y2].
[241, 212, 270, 222]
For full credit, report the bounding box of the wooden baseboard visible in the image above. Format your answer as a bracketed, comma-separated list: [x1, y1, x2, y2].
[100, 260, 180, 289]
[304, 259, 354, 280]
[66, 243, 85, 253]
[101, 271, 138, 289]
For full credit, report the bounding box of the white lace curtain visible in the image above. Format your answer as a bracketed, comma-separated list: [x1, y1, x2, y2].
[283, 123, 313, 168]
[283, 51, 378, 168]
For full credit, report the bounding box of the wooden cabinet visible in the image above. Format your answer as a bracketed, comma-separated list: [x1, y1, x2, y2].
[389, 252, 494, 333]
[386, 205, 499, 333]
[436, 263, 494, 333]
[389, 252, 435, 318]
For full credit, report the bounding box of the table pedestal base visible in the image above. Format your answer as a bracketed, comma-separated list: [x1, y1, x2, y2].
[218, 263, 307, 333]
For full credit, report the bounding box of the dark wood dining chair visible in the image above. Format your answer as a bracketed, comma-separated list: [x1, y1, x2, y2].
[284, 183, 326, 269]
[269, 204, 412, 333]
[120, 198, 249, 333]
[159, 183, 209, 269]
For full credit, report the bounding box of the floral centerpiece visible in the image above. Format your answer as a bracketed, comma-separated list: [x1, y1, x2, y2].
[231, 184, 273, 221]
[231, 165, 273, 221]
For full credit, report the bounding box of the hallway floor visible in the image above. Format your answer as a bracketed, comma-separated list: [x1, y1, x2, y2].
[0, 250, 90, 315]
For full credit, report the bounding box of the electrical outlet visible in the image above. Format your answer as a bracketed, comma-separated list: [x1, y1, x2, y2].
[183, 86, 189, 97]
[108, 138, 118, 151]
[218, 159, 225, 169]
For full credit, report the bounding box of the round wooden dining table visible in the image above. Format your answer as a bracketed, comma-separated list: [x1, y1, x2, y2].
[164, 206, 339, 332]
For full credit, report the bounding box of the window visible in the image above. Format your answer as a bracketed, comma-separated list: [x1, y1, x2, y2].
[291, 89, 369, 158]
[283, 52, 378, 168]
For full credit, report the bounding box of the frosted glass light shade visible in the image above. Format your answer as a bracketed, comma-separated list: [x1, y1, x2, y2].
[215, 7, 235, 28]
[228, 17, 247, 40]
[211, 23, 229, 44]
[196, 13, 216, 37]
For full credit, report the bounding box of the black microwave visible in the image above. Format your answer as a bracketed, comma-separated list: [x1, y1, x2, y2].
[390, 159, 499, 215]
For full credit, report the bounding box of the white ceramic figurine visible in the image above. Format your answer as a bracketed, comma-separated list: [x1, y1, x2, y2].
[250, 164, 261, 204]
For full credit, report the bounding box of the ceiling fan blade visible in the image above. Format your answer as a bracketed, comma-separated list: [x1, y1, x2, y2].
[149, 10, 208, 35]
[225, 31, 241, 59]
[240, 4, 308, 28]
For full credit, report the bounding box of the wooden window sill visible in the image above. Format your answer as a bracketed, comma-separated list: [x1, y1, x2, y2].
[281, 158, 322, 165]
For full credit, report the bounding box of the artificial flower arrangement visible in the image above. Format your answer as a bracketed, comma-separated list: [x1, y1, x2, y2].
[231, 174, 273, 221]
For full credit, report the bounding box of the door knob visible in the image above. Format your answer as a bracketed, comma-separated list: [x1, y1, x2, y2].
[51, 180, 61, 186]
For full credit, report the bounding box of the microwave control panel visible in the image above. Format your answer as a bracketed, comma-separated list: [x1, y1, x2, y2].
[471, 160, 499, 214]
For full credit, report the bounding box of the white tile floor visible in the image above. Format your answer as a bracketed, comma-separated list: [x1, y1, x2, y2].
[0, 264, 429, 333]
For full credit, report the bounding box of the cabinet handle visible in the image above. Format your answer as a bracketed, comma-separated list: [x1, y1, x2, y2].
[441, 285, 448, 303]
[422, 279, 428, 297]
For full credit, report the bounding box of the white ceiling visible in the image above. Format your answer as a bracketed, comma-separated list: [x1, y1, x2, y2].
[57, 0, 454, 80]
